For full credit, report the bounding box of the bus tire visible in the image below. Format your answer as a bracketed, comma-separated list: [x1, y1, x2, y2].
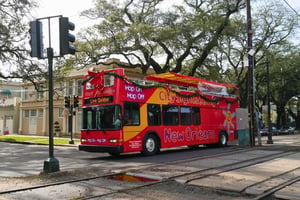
[142, 134, 159, 156]
[108, 152, 120, 157]
[218, 132, 228, 147]
[188, 145, 200, 149]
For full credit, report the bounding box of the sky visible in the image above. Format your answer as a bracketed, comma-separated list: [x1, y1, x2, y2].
[33, 0, 300, 28]
[33, 0, 95, 31]
[34, 0, 300, 22]
[33, 0, 300, 46]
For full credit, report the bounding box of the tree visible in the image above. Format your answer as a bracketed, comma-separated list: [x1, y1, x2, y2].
[73, 0, 244, 75]
[254, 48, 300, 128]
[0, 0, 37, 77]
[66, 0, 299, 118]
[0, 0, 67, 94]
[210, 0, 298, 107]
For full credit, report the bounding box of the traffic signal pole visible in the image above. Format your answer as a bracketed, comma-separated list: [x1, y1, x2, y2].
[43, 47, 60, 173]
[30, 15, 76, 173]
[69, 105, 74, 144]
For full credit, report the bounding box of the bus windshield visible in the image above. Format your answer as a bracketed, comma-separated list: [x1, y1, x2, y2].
[82, 105, 122, 130]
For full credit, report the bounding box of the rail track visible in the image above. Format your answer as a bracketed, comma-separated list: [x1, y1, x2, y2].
[0, 147, 298, 199]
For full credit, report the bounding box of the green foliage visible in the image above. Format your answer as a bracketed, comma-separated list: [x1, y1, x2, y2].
[75, 0, 245, 74]
[255, 47, 300, 127]
[0, 0, 37, 65]
[64, 0, 298, 124]
[0, 0, 51, 93]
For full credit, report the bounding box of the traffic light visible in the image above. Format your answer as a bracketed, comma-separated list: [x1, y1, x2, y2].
[29, 20, 43, 58]
[73, 96, 79, 108]
[64, 96, 70, 108]
[59, 17, 76, 56]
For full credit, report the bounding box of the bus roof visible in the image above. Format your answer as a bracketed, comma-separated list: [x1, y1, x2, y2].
[146, 72, 238, 90]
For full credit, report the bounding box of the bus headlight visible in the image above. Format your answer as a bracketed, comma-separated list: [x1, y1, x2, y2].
[109, 139, 117, 143]
[81, 138, 86, 143]
[109, 139, 123, 143]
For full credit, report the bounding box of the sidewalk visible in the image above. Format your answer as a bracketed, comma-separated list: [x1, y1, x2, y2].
[179, 134, 300, 199]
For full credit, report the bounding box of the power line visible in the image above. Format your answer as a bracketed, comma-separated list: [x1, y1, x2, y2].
[282, 0, 300, 16]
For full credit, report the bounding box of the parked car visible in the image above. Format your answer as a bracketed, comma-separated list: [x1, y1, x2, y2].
[279, 126, 295, 135]
[259, 127, 278, 136]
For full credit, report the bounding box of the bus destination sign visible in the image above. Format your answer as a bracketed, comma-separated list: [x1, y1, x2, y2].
[84, 96, 113, 105]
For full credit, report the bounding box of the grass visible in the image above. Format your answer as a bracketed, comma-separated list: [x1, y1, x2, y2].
[0, 135, 80, 145]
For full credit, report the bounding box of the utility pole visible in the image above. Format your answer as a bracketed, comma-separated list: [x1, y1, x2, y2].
[246, 0, 255, 147]
[266, 55, 274, 144]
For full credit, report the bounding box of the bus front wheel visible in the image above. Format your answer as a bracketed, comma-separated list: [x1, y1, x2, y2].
[142, 134, 159, 156]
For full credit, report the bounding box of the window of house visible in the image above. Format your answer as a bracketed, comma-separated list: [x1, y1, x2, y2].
[147, 104, 161, 126]
[77, 80, 83, 96]
[192, 107, 201, 125]
[58, 108, 64, 118]
[24, 87, 28, 100]
[38, 91, 44, 100]
[68, 81, 73, 96]
[24, 110, 30, 118]
[30, 109, 37, 117]
[38, 109, 43, 117]
[180, 106, 191, 125]
[162, 105, 179, 125]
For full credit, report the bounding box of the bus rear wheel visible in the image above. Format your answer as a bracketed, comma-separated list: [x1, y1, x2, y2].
[218, 132, 228, 147]
[142, 134, 159, 156]
[108, 152, 120, 157]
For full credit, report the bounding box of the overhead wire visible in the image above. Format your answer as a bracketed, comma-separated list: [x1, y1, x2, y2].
[282, 0, 300, 16]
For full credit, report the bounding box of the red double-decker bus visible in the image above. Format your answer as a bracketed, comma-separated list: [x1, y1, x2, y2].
[79, 68, 239, 155]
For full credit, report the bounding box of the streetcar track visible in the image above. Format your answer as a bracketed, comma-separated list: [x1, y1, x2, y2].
[253, 175, 300, 200]
[180, 151, 295, 183]
[73, 150, 300, 200]
[0, 147, 240, 195]
[1, 147, 298, 200]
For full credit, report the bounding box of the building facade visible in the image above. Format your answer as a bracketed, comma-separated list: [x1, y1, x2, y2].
[18, 59, 153, 137]
[0, 81, 22, 135]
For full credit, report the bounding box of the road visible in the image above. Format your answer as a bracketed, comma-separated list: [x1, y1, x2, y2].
[0, 141, 240, 177]
[0, 134, 300, 199]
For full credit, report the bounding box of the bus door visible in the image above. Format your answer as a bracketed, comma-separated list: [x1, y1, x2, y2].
[122, 102, 146, 152]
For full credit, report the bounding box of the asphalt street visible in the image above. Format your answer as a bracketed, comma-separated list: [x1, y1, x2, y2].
[0, 140, 240, 177]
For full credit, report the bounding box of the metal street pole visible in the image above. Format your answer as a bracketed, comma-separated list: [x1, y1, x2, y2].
[69, 104, 74, 144]
[31, 14, 75, 173]
[266, 55, 274, 144]
[43, 16, 60, 173]
[43, 47, 60, 172]
[246, 0, 255, 147]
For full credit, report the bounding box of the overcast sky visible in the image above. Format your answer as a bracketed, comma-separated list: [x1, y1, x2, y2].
[34, 0, 300, 32]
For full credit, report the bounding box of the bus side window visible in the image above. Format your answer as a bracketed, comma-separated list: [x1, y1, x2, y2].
[124, 102, 140, 126]
[192, 107, 201, 125]
[163, 105, 179, 125]
[147, 104, 161, 126]
[180, 106, 191, 125]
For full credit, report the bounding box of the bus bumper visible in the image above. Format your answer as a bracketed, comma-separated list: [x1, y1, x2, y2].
[79, 145, 123, 153]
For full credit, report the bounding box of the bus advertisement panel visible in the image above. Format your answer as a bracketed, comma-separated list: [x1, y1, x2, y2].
[79, 68, 240, 156]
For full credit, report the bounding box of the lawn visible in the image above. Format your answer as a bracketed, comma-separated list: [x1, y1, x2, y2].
[0, 135, 80, 145]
